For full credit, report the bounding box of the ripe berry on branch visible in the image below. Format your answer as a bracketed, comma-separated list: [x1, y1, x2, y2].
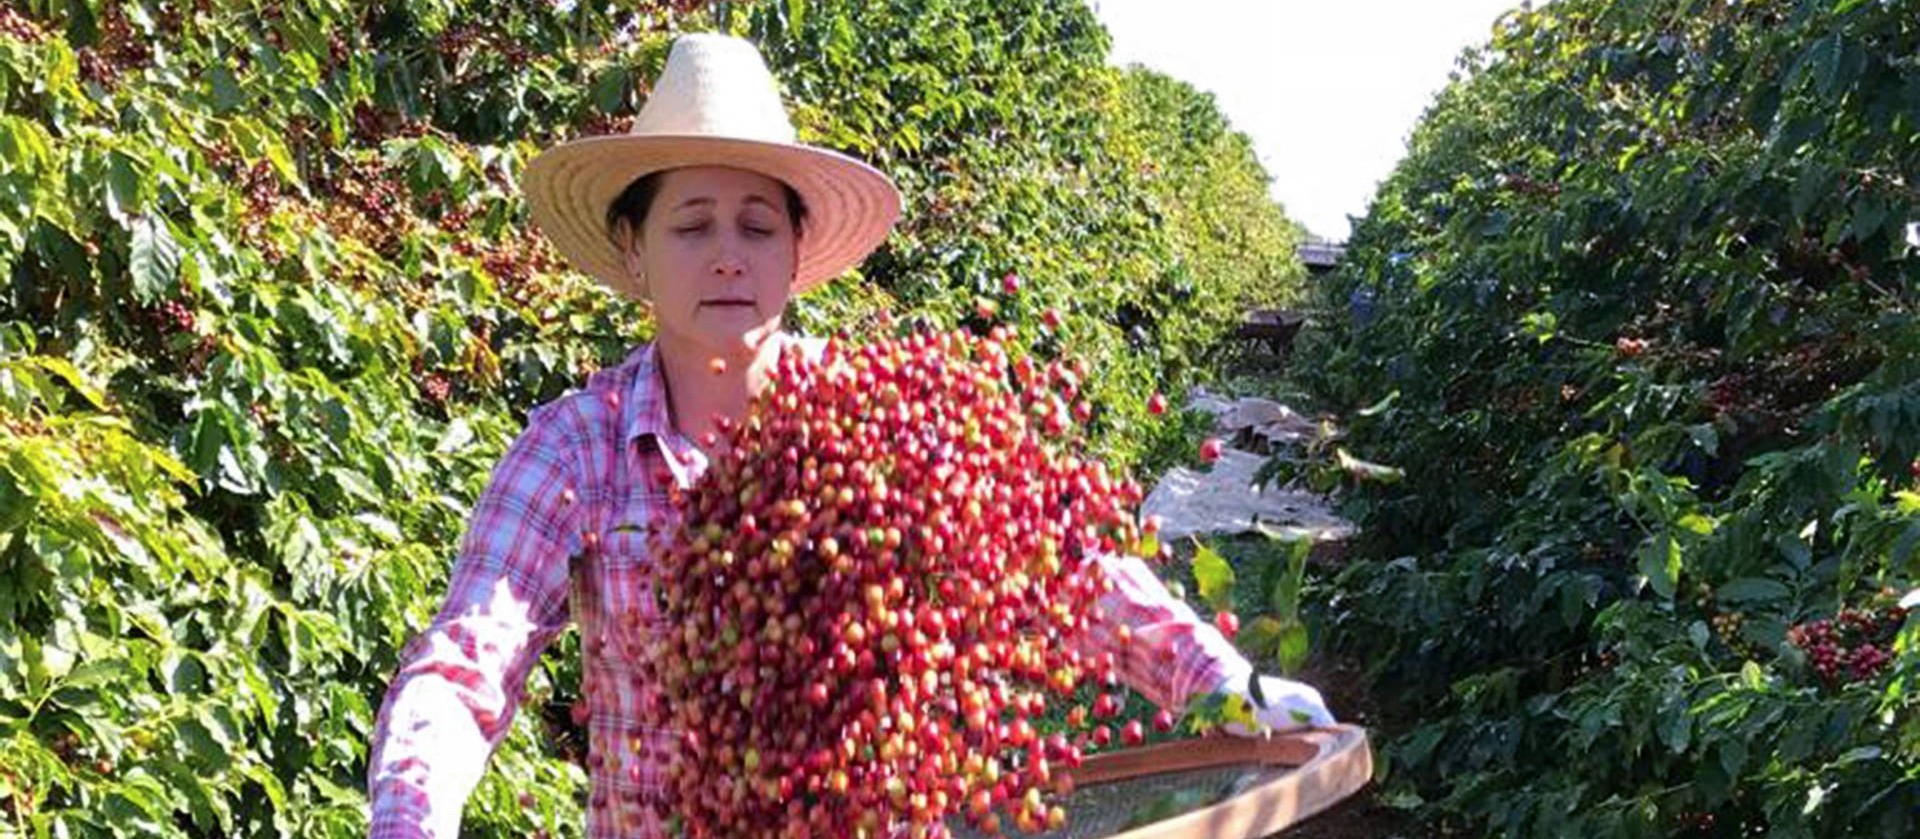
[421, 374, 452, 406]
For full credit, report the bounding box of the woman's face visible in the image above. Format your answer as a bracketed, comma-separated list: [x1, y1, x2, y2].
[624, 166, 798, 357]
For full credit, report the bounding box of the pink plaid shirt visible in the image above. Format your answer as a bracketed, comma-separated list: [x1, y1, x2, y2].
[366, 338, 1248, 838]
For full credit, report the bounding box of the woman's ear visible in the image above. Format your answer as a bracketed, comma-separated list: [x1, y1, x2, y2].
[614, 218, 648, 298]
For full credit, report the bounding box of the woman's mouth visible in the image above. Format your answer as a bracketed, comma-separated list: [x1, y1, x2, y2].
[700, 298, 756, 308]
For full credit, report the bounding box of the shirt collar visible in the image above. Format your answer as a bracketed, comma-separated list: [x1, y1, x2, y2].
[621, 333, 821, 486]
[623, 342, 674, 450]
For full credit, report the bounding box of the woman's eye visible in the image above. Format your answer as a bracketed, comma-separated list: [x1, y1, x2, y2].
[674, 222, 709, 235]
[743, 225, 774, 237]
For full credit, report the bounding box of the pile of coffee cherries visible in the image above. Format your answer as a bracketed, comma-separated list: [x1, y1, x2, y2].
[637, 328, 1157, 838]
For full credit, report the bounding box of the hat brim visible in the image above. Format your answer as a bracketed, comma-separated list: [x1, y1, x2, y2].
[522, 134, 901, 298]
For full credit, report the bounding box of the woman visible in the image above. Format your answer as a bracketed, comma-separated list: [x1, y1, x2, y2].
[366, 33, 1332, 839]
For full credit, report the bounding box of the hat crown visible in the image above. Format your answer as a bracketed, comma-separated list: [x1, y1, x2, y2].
[632, 33, 797, 143]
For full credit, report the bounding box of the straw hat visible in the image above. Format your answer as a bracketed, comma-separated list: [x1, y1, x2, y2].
[522, 33, 902, 298]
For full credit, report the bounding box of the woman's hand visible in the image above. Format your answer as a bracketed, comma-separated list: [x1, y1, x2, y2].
[1219, 674, 1335, 735]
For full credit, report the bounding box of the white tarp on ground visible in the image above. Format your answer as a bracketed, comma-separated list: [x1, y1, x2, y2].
[1187, 389, 1323, 447]
[1142, 447, 1356, 544]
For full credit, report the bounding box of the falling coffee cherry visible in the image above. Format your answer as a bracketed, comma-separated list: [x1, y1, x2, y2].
[975, 296, 999, 321]
[1214, 609, 1240, 640]
[1199, 437, 1224, 463]
[1152, 708, 1176, 733]
[1147, 393, 1168, 415]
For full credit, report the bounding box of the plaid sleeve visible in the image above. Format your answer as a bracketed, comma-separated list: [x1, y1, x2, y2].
[1076, 552, 1253, 711]
[366, 405, 582, 838]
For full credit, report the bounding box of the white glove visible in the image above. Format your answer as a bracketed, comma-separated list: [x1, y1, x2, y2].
[1219, 673, 1335, 736]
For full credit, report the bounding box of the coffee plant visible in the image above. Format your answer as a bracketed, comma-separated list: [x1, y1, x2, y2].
[1289, 0, 1920, 835]
[0, 0, 1300, 835]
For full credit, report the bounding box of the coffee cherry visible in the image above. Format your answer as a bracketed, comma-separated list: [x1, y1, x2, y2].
[0, 7, 47, 43]
[421, 374, 452, 406]
[1213, 610, 1239, 640]
[1199, 437, 1224, 463]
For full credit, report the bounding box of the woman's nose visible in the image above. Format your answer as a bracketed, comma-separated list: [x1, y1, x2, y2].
[710, 251, 746, 277]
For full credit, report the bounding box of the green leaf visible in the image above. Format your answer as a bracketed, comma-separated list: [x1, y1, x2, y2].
[1850, 194, 1888, 242]
[1266, 534, 1310, 619]
[1794, 33, 1841, 95]
[1715, 577, 1789, 604]
[1638, 535, 1680, 599]
[1657, 701, 1691, 753]
[24, 357, 105, 411]
[208, 65, 243, 113]
[0, 116, 52, 168]
[1191, 541, 1235, 612]
[592, 65, 631, 114]
[1356, 389, 1399, 417]
[260, 136, 298, 186]
[355, 512, 402, 545]
[128, 215, 181, 303]
[1676, 512, 1716, 535]
[329, 468, 382, 505]
[1890, 519, 1920, 573]
[1720, 738, 1747, 780]
[1239, 615, 1284, 656]
[1687, 423, 1719, 456]
[1895, 492, 1920, 516]
[1334, 447, 1404, 483]
[1136, 530, 1159, 561]
[1792, 163, 1832, 217]
[1275, 618, 1309, 675]
[1520, 310, 1558, 343]
[106, 151, 145, 223]
[57, 657, 128, 692]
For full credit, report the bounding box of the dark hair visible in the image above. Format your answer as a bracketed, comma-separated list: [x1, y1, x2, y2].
[604, 169, 809, 248]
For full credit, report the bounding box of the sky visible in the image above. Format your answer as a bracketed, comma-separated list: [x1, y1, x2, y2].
[1089, 0, 1528, 242]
